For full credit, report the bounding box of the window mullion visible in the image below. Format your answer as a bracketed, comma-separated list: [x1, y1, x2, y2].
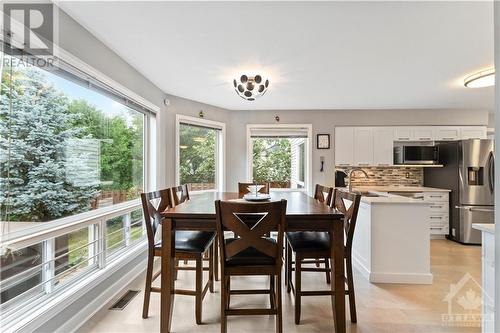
[42, 239, 55, 294]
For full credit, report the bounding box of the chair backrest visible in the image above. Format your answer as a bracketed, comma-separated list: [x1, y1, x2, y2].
[215, 200, 287, 267]
[238, 182, 271, 198]
[140, 188, 173, 249]
[314, 184, 333, 205]
[331, 189, 361, 251]
[171, 184, 190, 205]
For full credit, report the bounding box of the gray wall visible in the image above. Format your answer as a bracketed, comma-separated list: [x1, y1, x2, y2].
[225, 108, 489, 192]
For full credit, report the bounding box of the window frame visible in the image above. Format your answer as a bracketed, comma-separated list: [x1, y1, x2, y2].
[246, 124, 313, 194]
[175, 114, 226, 192]
[0, 41, 158, 331]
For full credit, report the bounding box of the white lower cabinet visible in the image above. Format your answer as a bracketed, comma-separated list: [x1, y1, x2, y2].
[422, 191, 449, 236]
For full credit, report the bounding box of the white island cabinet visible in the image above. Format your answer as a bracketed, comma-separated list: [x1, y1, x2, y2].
[351, 192, 433, 284]
[472, 224, 495, 333]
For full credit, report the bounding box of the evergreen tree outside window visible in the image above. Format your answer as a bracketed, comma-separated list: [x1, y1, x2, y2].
[0, 52, 147, 305]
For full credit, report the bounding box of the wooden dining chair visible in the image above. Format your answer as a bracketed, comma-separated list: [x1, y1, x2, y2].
[237, 182, 270, 198]
[215, 199, 287, 333]
[172, 184, 190, 205]
[286, 189, 361, 324]
[284, 184, 333, 288]
[140, 188, 215, 324]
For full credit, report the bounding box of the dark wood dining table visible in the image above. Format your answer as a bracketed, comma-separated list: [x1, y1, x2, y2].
[160, 191, 346, 333]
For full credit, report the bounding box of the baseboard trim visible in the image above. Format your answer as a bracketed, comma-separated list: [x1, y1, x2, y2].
[369, 272, 433, 284]
[352, 253, 371, 281]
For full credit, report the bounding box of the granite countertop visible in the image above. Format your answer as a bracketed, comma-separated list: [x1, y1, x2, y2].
[472, 223, 495, 234]
[352, 185, 451, 193]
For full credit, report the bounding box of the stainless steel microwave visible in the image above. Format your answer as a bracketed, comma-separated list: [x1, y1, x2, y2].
[394, 146, 439, 165]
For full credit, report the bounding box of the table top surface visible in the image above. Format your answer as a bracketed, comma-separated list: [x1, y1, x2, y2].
[161, 191, 344, 218]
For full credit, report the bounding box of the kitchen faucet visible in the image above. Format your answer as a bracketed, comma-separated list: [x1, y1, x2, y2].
[344, 167, 369, 192]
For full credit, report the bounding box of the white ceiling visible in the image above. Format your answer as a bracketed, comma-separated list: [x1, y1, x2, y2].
[60, 1, 494, 111]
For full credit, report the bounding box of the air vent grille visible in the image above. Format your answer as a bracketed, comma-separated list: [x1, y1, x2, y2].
[109, 290, 140, 310]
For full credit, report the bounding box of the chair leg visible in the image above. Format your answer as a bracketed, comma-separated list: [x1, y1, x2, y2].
[346, 256, 357, 323]
[174, 259, 179, 280]
[221, 276, 227, 333]
[226, 276, 231, 308]
[209, 244, 214, 293]
[195, 255, 203, 324]
[324, 257, 331, 284]
[270, 275, 276, 309]
[294, 254, 302, 325]
[214, 237, 219, 281]
[283, 243, 288, 287]
[276, 273, 283, 333]
[142, 253, 154, 319]
[286, 243, 292, 293]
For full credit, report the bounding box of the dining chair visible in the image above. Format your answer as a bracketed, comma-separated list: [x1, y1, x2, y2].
[286, 188, 361, 324]
[171, 184, 220, 280]
[237, 182, 270, 198]
[215, 199, 287, 333]
[172, 184, 190, 205]
[140, 188, 215, 324]
[284, 184, 333, 288]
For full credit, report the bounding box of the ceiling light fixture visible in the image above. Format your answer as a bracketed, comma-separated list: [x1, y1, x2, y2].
[233, 74, 269, 101]
[464, 68, 495, 88]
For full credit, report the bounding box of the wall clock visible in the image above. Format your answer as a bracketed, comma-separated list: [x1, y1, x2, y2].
[317, 134, 330, 149]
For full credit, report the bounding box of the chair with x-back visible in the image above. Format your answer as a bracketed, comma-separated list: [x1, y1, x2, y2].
[215, 199, 287, 333]
[141, 188, 215, 324]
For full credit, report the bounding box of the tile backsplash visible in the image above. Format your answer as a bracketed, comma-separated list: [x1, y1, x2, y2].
[336, 167, 423, 187]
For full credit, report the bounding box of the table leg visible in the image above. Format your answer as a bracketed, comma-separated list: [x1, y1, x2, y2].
[331, 220, 346, 333]
[161, 218, 176, 333]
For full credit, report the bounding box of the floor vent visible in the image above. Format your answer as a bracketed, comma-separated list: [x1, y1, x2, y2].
[109, 290, 140, 310]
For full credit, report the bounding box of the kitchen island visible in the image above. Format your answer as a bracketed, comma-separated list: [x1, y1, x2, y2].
[349, 187, 447, 284]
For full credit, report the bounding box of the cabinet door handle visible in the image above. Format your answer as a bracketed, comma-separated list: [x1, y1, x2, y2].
[378, 163, 390, 166]
[398, 137, 410, 140]
[442, 137, 455, 140]
[430, 216, 443, 219]
[430, 205, 443, 209]
[419, 137, 432, 140]
[338, 163, 351, 166]
[358, 163, 370, 166]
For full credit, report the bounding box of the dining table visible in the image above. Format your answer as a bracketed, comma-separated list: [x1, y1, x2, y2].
[159, 191, 346, 333]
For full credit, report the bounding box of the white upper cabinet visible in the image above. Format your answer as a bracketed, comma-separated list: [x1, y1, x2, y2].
[412, 127, 434, 141]
[334, 126, 488, 166]
[460, 126, 487, 140]
[394, 128, 413, 141]
[434, 127, 461, 141]
[373, 127, 395, 166]
[334, 127, 354, 166]
[353, 127, 374, 166]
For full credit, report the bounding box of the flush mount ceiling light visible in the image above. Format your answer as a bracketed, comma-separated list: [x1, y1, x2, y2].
[233, 74, 269, 101]
[464, 68, 495, 88]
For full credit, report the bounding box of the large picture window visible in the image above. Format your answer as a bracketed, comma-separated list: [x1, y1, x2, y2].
[0, 51, 153, 310]
[176, 115, 225, 192]
[248, 125, 311, 191]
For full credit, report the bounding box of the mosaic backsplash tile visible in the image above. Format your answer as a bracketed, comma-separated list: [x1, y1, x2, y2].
[335, 167, 423, 187]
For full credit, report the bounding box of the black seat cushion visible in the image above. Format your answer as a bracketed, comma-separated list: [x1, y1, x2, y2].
[286, 231, 331, 252]
[225, 237, 276, 266]
[155, 231, 215, 253]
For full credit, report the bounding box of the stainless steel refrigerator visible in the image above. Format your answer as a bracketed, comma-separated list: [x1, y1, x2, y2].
[424, 139, 494, 244]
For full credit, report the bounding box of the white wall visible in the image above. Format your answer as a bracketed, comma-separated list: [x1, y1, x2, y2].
[494, 2, 499, 331]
